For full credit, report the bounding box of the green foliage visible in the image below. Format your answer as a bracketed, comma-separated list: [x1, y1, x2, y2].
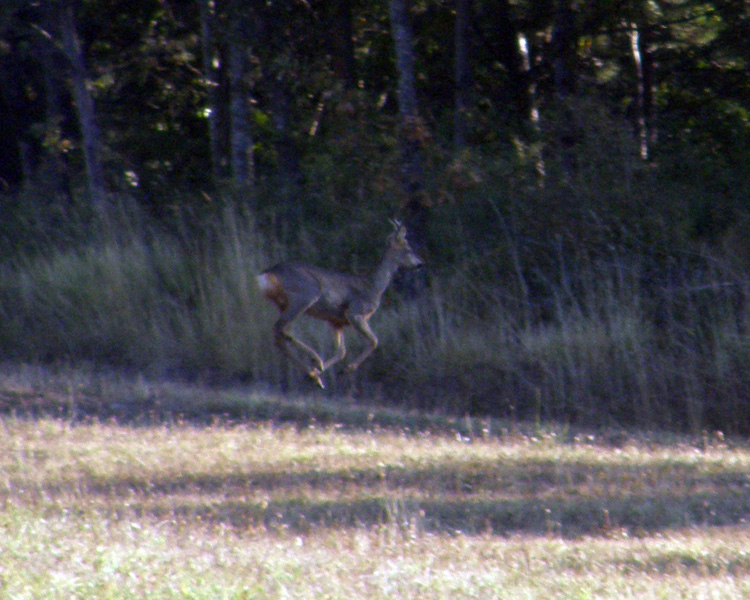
[3, 0, 750, 208]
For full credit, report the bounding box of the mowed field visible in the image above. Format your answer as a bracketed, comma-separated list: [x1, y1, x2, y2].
[2, 368, 750, 599]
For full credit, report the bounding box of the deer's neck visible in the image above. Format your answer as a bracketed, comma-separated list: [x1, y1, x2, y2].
[367, 252, 400, 299]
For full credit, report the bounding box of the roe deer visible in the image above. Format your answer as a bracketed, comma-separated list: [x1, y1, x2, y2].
[256, 220, 423, 388]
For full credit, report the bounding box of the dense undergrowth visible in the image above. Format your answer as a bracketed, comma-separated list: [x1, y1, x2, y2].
[1, 109, 750, 433]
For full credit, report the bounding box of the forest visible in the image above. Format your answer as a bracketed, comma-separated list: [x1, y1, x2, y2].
[1, 0, 750, 432]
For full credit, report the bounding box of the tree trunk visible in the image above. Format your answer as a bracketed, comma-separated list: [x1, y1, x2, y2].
[550, 0, 578, 180]
[453, 0, 471, 151]
[228, 3, 255, 191]
[271, 73, 302, 212]
[388, 0, 428, 251]
[37, 1, 73, 199]
[629, 24, 648, 160]
[200, 0, 228, 183]
[38, 41, 72, 199]
[328, 0, 357, 89]
[551, 0, 577, 99]
[518, 32, 545, 181]
[58, 2, 107, 217]
[629, 21, 655, 160]
[494, 0, 526, 118]
[258, 3, 303, 226]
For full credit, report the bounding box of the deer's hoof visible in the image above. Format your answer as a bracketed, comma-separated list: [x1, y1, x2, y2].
[307, 369, 325, 389]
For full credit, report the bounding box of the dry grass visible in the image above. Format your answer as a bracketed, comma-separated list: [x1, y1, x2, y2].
[1, 202, 750, 433]
[2, 367, 750, 598]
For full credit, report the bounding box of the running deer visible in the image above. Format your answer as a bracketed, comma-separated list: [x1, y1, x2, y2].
[256, 220, 423, 388]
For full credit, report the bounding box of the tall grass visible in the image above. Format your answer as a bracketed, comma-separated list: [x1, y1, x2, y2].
[375, 251, 750, 432]
[0, 199, 748, 432]
[0, 205, 282, 381]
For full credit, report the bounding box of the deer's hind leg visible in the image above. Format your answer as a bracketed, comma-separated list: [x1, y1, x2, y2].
[273, 297, 327, 387]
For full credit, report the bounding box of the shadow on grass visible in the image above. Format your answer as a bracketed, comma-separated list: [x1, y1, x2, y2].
[26, 455, 750, 539]
[3, 368, 750, 539]
[147, 490, 750, 539]
[0, 380, 521, 444]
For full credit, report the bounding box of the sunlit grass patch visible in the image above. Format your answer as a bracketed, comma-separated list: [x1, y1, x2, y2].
[3, 506, 750, 599]
[2, 404, 750, 598]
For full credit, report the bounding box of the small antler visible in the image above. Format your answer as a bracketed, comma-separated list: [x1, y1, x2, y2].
[389, 218, 407, 242]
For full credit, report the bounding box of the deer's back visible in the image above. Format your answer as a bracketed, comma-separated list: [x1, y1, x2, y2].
[257, 262, 371, 327]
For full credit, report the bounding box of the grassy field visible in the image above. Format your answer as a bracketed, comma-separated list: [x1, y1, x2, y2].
[1, 366, 750, 599]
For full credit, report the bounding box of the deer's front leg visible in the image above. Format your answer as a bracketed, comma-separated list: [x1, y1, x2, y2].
[344, 315, 378, 373]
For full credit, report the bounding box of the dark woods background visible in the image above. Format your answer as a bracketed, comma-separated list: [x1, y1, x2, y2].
[1, 0, 750, 433]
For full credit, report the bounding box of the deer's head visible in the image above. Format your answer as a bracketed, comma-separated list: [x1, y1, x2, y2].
[387, 219, 424, 269]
